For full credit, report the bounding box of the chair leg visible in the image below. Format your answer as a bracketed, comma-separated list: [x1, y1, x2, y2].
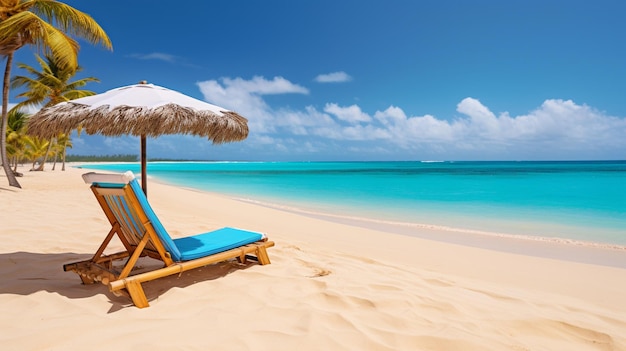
[236, 252, 247, 264]
[125, 280, 149, 308]
[78, 274, 96, 285]
[256, 246, 271, 265]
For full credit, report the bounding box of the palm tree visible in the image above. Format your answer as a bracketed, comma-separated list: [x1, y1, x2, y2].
[50, 134, 59, 169]
[22, 133, 49, 170]
[12, 53, 100, 170]
[55, 131, 70, 170]
[12, 53, 100, 109]
[6, 108, 28, 172]
[0, 0, 112, 187]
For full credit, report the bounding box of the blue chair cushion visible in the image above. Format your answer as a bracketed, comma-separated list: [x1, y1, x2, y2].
[174, 227, 264, 261]
[129, 179, 183, 261]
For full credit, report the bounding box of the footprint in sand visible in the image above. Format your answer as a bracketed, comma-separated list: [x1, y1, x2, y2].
[284, 245, 332, 278]
[297, 259, 331, 278]
[309, 266, 332, 278]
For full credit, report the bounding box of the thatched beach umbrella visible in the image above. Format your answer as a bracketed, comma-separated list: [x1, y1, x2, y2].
[28, 82, 248, 195]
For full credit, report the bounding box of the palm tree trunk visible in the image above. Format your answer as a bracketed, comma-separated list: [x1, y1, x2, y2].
[52, 144, 59, 171]
[35, 138, 53, 171]
[61, 141, 67, 171]
[1, 52, 21, 187]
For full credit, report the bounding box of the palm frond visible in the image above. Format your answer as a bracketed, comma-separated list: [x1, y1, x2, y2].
[31, 0, 112, 49]
[65, 76, 99, 90]
[39, 20, 78, 69]
[0, 11, 40, 52]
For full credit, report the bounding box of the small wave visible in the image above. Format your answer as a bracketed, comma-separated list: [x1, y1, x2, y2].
[234, 197, 626, 251]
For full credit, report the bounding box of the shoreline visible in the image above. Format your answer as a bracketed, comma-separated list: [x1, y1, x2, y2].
[234, 197, 626, 268]
[3, 164, 626, 349]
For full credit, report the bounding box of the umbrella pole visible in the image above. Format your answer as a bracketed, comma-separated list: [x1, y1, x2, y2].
[141, 135, 147, 196]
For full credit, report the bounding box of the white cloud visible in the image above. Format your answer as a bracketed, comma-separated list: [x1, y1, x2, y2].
[189, 76, 626, 160]
[314, 71, 352, 83]
[306, 99, 625, 158]
[7, 102, 41, 115]
[451, 97, 625, 150]
[201, 76, 308, 96]
[278, 106, 337, 136]
[198, 79, 273, 133]
[374, 107, 455, 145]
[324, 103, 371, 124]
[129, 52, 178, 63]
[455, 97, 501, 138]
[197, 76, 310, 134]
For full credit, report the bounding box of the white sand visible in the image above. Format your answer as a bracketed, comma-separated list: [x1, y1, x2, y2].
[1, 164, 625, 350]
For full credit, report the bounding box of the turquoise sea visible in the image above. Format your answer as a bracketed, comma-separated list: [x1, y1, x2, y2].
[79, 161, 626, 247]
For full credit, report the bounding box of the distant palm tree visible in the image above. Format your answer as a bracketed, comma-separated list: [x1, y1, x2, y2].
[6, 108, 29, 172]
[0, 0, 112, 187]
[12, 53, 100, 109]
[22, 133, 49, 170]
[50, 134, 60, 170]
[12, 53, 100, 170]
[55, 131, 71, 170]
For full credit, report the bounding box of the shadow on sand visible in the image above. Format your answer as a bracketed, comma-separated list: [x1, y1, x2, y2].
[0, 251, 259, 313]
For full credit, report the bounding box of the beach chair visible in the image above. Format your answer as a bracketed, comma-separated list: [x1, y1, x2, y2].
[63, 171, 275, 308]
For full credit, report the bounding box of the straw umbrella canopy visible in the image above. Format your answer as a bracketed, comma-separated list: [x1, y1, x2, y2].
[27, 82, 248, 195]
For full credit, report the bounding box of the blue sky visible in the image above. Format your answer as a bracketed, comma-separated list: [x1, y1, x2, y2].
[10, 0, 626, 161]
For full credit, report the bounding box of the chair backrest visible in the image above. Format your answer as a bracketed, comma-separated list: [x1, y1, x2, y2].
[83, 172, 183, 261]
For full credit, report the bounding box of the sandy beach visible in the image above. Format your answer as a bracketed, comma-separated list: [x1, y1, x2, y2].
[1, 164, 626, 351]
